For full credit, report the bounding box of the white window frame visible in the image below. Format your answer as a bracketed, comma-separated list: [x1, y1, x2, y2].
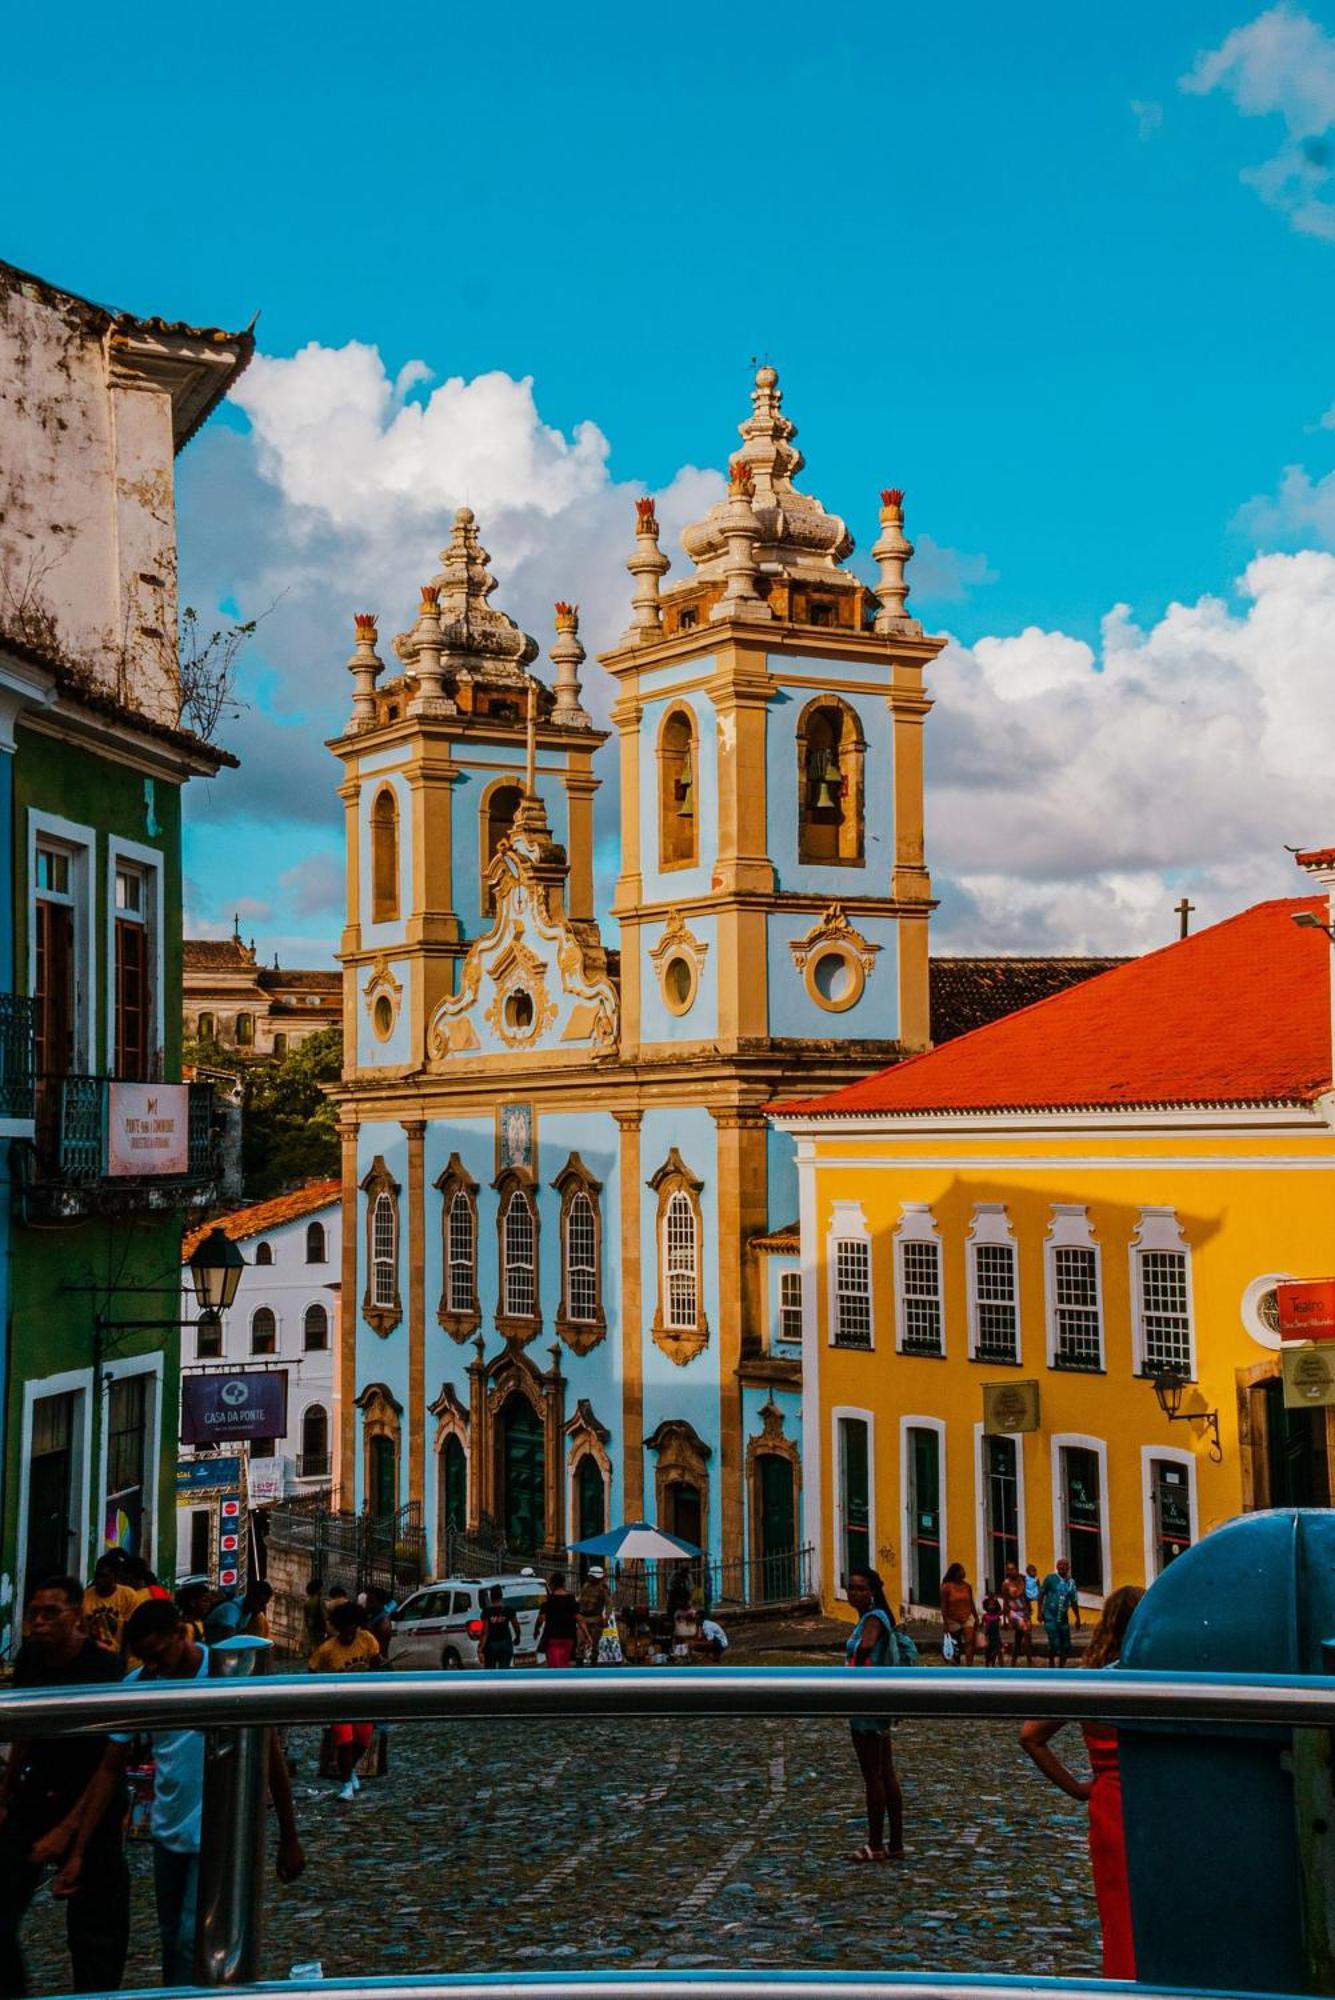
[300, 1298, 331, 1353]
[28, 809, 97, 1071]
[894, 1203, 944, 1357]
[966, 1204, 1020, 1365]
[1045, 1204, 1104, 1371]
[662, 1187, 699, 1332]
[827, 1200, 873, 1350]
[777, 1266, 803, 1344]
[371, 1192, 398, 1309]
[96, 1352, 163, 1579]
[1140, 1443, 1198, 1585]
[298, 1401, 332, 1478]
[1129, 1208, 1196, 1379]
[250, 1304, 281, 1356]
[14, 1367, 94, 1621]
[1050, 1431, 1111, 1608]
[565, 1188, 599, 1324]
[973, 1419, 1028, 1597]
[830, 1403, 876, 1605]
[900, 1414, 948, 1618]
[503, 1185, 538, 1321]
[105, 835, 165, 1077]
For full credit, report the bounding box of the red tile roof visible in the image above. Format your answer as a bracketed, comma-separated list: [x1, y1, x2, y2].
[1296, 847, 1335, 869]
[184, 938, 256, 971]
[183, 1179, 340, 1259]
[778, 897, 1333, 1118]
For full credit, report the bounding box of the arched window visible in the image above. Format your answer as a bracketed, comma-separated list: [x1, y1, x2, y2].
[197, 1012, 215, 1041]
[196, 1309, 222, 1361]
[648, 1150, 708, 1363]
[254, 1240, 273, 1267]
[435, 1156, 480, 1340]
[235, 1012, 255, 1047]
[360, 1158, 402, 1336]
[496, 1175, 540, 1337]
[273, 1032, 288, 1058]
[303, 1302, 329, 1351]
[797, 698, 866, 866]
[658, 708, 697, 869]
[482, 783, 524, 915]
[553, 1155, 605, 1353]
[370, 787, 399, 923]
[251, 1306, 277, 1356]
[300, 1404, 329, 1477]
[306, 1220, 327, 1264]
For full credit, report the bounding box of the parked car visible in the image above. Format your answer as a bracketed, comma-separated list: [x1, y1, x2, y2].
[386, 1574, 547, 1670]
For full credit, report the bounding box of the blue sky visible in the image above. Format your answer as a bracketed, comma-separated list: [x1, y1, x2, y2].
[7, 2, 1335, 956]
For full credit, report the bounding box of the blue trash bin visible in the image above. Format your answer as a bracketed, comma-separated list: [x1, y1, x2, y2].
[1118, 1509, 1335, 1994]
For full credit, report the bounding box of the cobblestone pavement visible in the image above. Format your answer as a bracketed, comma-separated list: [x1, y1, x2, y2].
[24, 1705, 1099, 1991]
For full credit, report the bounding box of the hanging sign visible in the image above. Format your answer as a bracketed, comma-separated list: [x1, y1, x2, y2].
[983, 1380, 1040, 1435]
[1282, 1343, 1335, 1409]
[180, 1371, 288, 1444]
[106, 1083, 189, 1177]
[245, 1457, 286, 1507]
[1275, 1280, 1335, 1342]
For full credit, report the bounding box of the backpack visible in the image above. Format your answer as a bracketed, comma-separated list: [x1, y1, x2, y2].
[889, 1625, 920, 1667]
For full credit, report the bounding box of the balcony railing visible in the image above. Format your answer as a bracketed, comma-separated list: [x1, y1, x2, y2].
[296, 1452, 332, 1480]
[0, 994, 35, 1120]
[28, 1077, 217, 1201]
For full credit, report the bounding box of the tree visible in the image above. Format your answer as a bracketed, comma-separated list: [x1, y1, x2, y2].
[240, 1027, 342, 1196]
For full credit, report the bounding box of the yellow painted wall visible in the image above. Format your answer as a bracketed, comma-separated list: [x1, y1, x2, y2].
[806, 1121, 1335, 1619]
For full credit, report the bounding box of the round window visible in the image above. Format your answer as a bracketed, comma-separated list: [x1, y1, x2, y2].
[504, 988, 536, 1034]
[1241, 1272, 1295, 1352]
[804, 943, 866, 1014]
[372, 994, 395, 1041]
[663, 954, 696, 1013]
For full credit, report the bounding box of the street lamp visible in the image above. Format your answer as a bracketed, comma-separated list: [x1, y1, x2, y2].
[187, 1228, 247, 1314]
[1151, 1366, 1222, 1462]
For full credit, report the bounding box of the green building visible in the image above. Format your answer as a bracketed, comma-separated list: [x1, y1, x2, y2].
[0, 258, 250, 1639]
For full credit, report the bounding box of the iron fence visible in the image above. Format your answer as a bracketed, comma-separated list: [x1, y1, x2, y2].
[269, 1497, 426, 1597]
[433, 1529, 815, 1610]
[0, 993, 34, 1119]
[31, 1075, 217, 1182]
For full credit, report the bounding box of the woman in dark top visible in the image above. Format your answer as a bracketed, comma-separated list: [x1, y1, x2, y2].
[478, 1587, 521, 1670]
[844, 1565, 905, 1863]
[534, 1573, 586, 1669]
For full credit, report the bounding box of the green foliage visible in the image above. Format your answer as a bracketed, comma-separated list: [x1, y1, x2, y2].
[241, 1027, 342, 1196]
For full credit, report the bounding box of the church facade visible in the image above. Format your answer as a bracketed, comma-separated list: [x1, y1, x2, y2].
[329, 368, 944, 1582]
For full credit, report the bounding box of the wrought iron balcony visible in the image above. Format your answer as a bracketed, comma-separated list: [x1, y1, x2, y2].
[296, 1453, 332, 1481]
[0, 994, 35, 1120]
[24, 1076, 218, 1216]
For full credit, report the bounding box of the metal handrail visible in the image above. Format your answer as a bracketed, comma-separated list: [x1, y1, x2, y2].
[5, 1664, 1335, 1736]
[132, 1979, 1306, 2000]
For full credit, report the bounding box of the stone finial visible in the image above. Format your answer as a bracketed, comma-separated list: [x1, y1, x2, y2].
[397, 506, 537, 686]
[710, 463, 772, 624]
[549, 601, 591, 728]
[872, 488, 921, 636]
[407, 584, 451, 712]
[621, 497, 670, 644]
[347, 613, 384, 727]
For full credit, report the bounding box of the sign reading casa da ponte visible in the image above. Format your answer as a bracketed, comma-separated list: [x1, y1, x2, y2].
[180, 1371, 288, 1446]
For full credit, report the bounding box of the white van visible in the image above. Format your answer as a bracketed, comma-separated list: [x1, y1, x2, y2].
[386, 1574, 547, 1670]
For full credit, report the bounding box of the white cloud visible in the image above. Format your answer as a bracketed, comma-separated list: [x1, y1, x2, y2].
[1131, 98, 1164, 140]
[1182, 6, 1335, 237]
[1236, 460, 1335, 542]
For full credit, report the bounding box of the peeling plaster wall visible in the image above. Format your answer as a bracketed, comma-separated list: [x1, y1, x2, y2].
[0, 271, 180, 728]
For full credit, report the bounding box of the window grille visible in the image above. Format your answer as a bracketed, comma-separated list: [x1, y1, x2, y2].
[251, 1307, 277, 1356]
[1053, 1245, 1102, 1367]
[567, 1190, 598, 1322]
[972, 1241, 1018, 1361]
[1140, 1248, 1192, 1372]
[900, 1237, 943, 1353]
[779, 1270, 803, 1342]
[196, 1310, 222, 1361]
[833, 1238, 872, 1348]
[371, 1193, 397, 1308]
[503, 1190, 536, 1319]
[664, 1190, 698, 1330]
[306, 1221, 326, 1264]
[303, 1303, 329, 1351]
[447, 1191, 475, 1314]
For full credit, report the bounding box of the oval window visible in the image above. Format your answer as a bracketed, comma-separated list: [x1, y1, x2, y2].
[505, 989, 536, 1034]
[664, 955, 695, 1012]
[812, 950, 855, 1005]
[372, 994, 395, 1040]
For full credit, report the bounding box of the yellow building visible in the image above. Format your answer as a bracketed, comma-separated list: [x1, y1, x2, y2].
[776, 873, 1335, 1621]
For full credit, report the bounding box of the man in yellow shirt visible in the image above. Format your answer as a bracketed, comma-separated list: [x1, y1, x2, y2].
[308, 1603, 382, 1801]
[80, 1555, 138, 1655]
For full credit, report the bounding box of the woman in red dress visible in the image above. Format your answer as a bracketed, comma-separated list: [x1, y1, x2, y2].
[1020, 1584, 1144, 1979]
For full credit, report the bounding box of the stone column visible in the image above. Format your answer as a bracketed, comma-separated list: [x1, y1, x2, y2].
[338, 1116, 359, 1511]
[403, 1120, 426, 1522]
[711, 1107, 770, 1570]
[615, 1110, 645, 1520]
[467, 1336, 488, 1531]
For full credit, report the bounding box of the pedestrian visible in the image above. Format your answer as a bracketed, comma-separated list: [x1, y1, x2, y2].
[939, 1562, 979, 1666]
[240, 1580, 274, 1640]
[1020, 1584, 1145, 1979]
[980, 1586, 1005, 1668]
[844, 1565, 905, 1864]
[0, 1576, 130, 1994]
[696, 1615, 728, 1663]
[308, 1601, 382, 1801]
[477, 1586, 521, 1670]
[176, 1578, 212, 1643]
[1039, 1557, 1082, 1666]
[203, 1585, 244, 1645]
[1001, 1562, 1035, 1665]
[301, 1575, 328, 1655]
[81, 1553, 137, 1655]
[534, 1572, 585, 1669]
[326, 1582, 349, 1621]
[1024, 1563, 1041, 1623]
[112, 1598, 304, 1983]
[577, 1567, 610, 1664]
[363, 1586, 395, 1663]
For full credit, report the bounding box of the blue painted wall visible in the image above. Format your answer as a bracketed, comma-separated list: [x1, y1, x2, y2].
[765, 669, 896, 899]
[637, 911, 719, 1045]
[637, 679, 718, 907]
[354, 1120, 412, 1513]
[764, 909, 901, 1042]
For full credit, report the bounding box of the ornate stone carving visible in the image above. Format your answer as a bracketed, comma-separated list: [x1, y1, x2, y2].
[788, 903, 880, 1013]
[647, 1149, 709, 1366]
[394, 507, 538, 686]
[648, 908, 709, 1017]
[482, 923, 559, 1049]
[362, 954, 402, 1043]
[359, 1156, 402, 1339]
[646, 1417, 712, 1536]
[788, 903, 879, 976]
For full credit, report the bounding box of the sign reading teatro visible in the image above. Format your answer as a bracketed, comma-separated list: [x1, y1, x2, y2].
[1275, 1279, 1335, 1342]
[107, 1082, 189, 1176]
[180, 1371, 288, 1445]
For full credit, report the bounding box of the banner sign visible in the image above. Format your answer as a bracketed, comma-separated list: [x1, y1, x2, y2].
[180, 1371, 288, 1445]
[106, 1083, 189, 1177]
[983, 1379, 1041, 1435]
[1282, 1342, 1335, 1409]
[1276, 1280, 1335, 1342]
[175, 1456, 243, 1493]
[245, 1457, 286, 1506]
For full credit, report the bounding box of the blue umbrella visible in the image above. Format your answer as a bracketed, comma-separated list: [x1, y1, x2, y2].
[569, 1520, 701, 1560]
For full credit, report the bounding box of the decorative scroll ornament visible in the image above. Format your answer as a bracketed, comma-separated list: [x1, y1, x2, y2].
[647, 907, 710, 1016]
[788, 903, 880, 977]
[362, 954, 402, 1042]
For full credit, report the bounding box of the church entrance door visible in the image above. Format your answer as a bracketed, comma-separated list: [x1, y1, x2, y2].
[756, 1454, 796, 1601]
[500, 1395, 544, 1554]
[441, 1435, 466, 1536]
[667, 1480, 702, 1551]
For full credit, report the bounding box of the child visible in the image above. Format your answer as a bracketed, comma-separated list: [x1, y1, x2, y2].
[309, 1602, 382, 1800]
[981, 1587, 1005, 1667]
